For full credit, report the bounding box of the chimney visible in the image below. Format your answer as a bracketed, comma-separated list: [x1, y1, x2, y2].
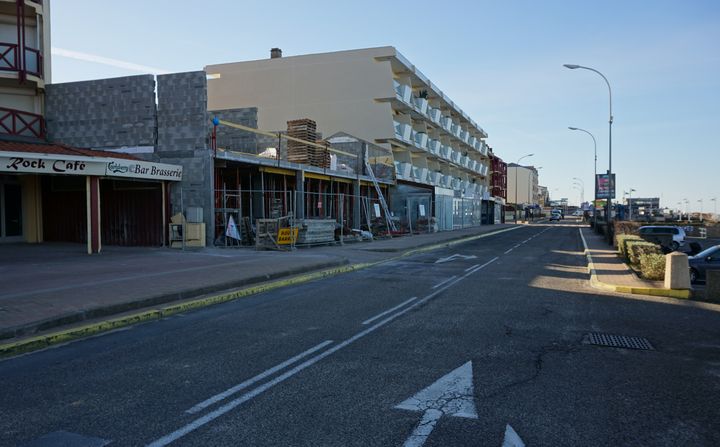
[270, 48, 282, 59]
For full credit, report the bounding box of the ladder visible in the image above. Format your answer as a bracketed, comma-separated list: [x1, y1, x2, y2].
[364, 151, 397, 233]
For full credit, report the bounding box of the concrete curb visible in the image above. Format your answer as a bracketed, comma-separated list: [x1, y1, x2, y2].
[0, 225, 524, 358]
[578, 228, 691, 299]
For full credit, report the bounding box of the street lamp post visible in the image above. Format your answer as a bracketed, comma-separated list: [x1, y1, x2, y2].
[573, 180, 584, 204]
[514, 153, 533, 222]
[698, 199, 704, 222]
[568, 127, 597, 199]
[711, 197, 717, 217]
[572, 177, 585, 204]
[564, 64, 613, 228]
[625, 188, 636, 220]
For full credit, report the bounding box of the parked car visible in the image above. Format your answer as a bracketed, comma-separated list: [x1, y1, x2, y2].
[689, 245, 720, 283]
[638, 225, 686, 251]
[550, 212, 561, 221]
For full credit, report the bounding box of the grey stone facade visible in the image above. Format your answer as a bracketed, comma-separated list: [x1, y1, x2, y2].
[45, 75, 157, 149]
[209, 108, 258, 154]
[45, 71, 217, 245]
[155, 71, 214, 244]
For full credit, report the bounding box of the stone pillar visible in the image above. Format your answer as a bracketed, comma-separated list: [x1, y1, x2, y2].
[664, 252, 690, 290]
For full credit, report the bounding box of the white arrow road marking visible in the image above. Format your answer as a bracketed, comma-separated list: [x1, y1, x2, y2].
[435, 254, 477, 264]
[502, 424, 526, 447]
[396, 361, 477, 447]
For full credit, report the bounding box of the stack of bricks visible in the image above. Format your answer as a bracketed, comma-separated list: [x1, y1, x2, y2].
[45, 75, 157, 149]
[287, 119, 327, 168]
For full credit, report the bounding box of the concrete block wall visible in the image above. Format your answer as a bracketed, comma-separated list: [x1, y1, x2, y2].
[155, 71, 215, 245]
[45, 75, 157, 148]
[209, 108, 258, 154]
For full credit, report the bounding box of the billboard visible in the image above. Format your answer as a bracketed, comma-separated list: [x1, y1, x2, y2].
[596, 174, 616, 199]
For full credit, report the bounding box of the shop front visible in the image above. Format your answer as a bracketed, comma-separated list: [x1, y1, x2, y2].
[0, 142, 183, 252]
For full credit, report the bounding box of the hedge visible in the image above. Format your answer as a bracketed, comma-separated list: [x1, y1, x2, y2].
[626, 240, 663, 266]
[616, 234, 643, 260]
[639, 253, 666, 280]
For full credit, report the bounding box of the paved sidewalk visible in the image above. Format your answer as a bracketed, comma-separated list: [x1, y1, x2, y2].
[577, 227, 700, 301]
[0, 224, 518, 343]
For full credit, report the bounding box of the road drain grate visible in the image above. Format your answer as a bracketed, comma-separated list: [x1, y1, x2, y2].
[586, 332, 654, 350]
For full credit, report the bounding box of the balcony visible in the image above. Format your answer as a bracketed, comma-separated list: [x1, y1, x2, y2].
[0, 107, 45, 139]
[441, 117, 453, 133]
[0, 42, 44, 78]
[415, 167, 429, 183]
[428, 139, 441, 156]
[439, 145, 452, 160]
[450, 151, 462, 165]
[441, 175, 453, 188]
[429, 171, 443, 185]
[428, 107, 442, 124]
[393, 80, 412, 104]
[395, 161, 412, 179]
[413, 131, 429, 151]
[393, 121, 412, 142]
[412, 97, 429, 115]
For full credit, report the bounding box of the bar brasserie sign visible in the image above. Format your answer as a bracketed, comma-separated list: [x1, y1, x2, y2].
[1, 155, 182, 181]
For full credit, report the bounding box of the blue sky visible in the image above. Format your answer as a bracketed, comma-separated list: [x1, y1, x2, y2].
[51, 0, 719, 212]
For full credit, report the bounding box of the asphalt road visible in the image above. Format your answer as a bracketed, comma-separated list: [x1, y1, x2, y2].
[2, 223, 720, 446]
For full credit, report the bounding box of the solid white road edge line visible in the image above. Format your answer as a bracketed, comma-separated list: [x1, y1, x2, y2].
[464, 264, 480, 272]
[362, 297, 418, 325]
[147, 257, 499, 447]
[185, 340, 334, 415]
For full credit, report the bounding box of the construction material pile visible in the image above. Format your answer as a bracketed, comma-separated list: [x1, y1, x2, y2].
[295, 219, 336, 245]
[287, 119, 328, 168]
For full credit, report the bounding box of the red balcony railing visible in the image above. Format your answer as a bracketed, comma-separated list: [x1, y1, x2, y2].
[0, 107, 46, 139]
[0, 42, 43, 78]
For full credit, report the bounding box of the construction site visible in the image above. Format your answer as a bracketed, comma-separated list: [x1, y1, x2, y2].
[211, 117, 400, 250]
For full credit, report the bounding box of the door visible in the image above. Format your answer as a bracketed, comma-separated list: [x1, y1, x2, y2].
[1, 179, 22, 240]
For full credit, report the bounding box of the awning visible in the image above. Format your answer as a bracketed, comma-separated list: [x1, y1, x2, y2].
[0, 141, 183, 181]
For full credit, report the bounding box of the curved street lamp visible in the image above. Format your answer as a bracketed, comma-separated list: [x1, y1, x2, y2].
[564, 64, 613, 223]
[568, 127, 597, 193]
[572, 180, 584, 204]
[514, 153, 534, 222]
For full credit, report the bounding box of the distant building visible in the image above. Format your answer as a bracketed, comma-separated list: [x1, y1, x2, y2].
[537, 185, 549, 207]
[507, 164, 540, 206]
[627, 197, 660, 219]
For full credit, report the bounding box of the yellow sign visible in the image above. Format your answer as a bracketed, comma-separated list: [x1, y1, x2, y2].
[277, 227, 299, 245]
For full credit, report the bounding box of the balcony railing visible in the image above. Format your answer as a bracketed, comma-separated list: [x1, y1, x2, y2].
[0, 107, 45, 139]
[0, 42, 43, 78]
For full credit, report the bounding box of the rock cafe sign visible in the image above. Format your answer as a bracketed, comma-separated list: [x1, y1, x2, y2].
[1, 155, 183, 181]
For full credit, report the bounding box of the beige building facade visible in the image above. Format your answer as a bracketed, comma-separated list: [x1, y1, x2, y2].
[507, 165, 540, 206]
[205, 46, 492, 200]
